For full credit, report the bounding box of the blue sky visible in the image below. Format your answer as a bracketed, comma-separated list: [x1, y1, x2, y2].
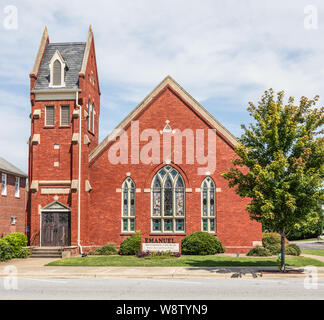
[0, 0, 323, 173]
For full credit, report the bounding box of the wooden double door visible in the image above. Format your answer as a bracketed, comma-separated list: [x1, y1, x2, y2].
[41, 212, 71, 246]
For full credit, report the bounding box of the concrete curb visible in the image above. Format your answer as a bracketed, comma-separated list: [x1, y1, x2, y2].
[0, 271, 322, 279]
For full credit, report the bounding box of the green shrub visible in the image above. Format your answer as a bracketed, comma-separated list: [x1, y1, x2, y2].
[286, 244, 301, 256]
[181, 232, 225, 255]
[0, 240, 13, 261]
[247, 246, 272, 256]
[16, 247, 31, 258]
[1, 233, 28, 258]
[262, 232, 289, 255]
[89, 242, 118, 255]
[119, 233, 141, 255]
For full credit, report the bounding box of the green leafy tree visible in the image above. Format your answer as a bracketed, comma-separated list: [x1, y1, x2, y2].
[222, 89, 324, 272]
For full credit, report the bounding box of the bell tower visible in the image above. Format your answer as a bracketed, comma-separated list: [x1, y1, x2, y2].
[27, 26, 100, 249]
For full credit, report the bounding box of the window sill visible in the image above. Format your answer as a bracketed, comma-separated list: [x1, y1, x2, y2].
[44, 126, 55, 129]
[59, 126, 71, 129]
[120, 233, 136, 236]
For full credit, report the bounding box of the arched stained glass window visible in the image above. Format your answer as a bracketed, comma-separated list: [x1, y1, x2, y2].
[201, 177, 216, 233]
[121, 178, 136, 233]
[151, 166, 185, 233]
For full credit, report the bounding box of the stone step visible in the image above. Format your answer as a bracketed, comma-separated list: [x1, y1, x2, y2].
[31, 249, 63, 252]
[30, 247, 63, 258]
[30, 254, 62, 258]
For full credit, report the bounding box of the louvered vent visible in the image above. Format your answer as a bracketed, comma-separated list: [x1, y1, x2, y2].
[46, 106, 55, 126]
[53, 60, 62, 86]
[60, 105, 70, 126]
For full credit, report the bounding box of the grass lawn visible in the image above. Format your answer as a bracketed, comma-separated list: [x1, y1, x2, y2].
[46, 255, 324, 267]
[302, 249, 324, 257]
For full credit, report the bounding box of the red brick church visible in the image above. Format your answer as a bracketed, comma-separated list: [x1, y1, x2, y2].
[27, 26, 261, 253]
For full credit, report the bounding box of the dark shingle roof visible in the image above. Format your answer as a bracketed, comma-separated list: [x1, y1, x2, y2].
[0, 157, 27, 177]
[34, 42, 86, 90]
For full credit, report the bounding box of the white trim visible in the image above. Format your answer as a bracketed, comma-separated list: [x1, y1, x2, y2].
[41, 188, 71, 194]
[35, 91, 77, 101]
[31, 26, 49, 75]
[150, 166, 186, 234]
[32, 134, 40, 145]
[201, 177, 216, 233]
[49, 50, 66, 88]
[89, 76, 238, 162]
[121, 177, 136, 233]
[33, 109, 41, 119]
[15, 177, 20, 198]
[1, 173, 7, 196]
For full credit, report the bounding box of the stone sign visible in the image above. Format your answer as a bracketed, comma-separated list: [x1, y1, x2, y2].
[142, 243, 180, 253]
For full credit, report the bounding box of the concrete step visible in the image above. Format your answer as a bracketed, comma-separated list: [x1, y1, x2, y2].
[30, 255, 62, 258]
[30, 247, 63, 258]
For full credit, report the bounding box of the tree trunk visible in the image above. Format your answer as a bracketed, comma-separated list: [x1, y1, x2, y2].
[280, 232, 286, 272]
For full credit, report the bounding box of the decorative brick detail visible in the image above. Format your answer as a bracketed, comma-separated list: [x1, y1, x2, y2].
[72, 133, 79, 144]
[41, 188, 71, 194]
[33, 109, 41, 118]
[32, 134, 40, 145]
[84, 134, 91, 145]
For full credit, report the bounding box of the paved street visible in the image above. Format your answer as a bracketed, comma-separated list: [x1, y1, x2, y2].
[290, 240, 324, 250]
[0, 277, 323, 300]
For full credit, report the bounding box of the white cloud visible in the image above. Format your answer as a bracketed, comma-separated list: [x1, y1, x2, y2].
[0, 0, 323, 171]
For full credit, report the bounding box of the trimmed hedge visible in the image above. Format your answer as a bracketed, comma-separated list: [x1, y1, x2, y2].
[89, 242, 118, 255]
[247, 246, 272, 257]
[262, 232, 289, 255]
[286, 244, 301, 256]
[119, 234, 141, 255]
[181, 232, 225, 255]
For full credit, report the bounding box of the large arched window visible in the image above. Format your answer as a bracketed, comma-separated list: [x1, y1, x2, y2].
[151, 166, 185, 233]
[201, 177, 216, 233]
[121, 177, 136, 233]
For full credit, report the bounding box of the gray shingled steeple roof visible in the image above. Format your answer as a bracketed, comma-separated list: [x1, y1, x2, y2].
[0, 157, 27, 177]
[34, 42, 86, 90]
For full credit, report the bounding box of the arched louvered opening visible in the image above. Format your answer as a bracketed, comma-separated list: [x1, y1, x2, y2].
[53, 59, 62, 86]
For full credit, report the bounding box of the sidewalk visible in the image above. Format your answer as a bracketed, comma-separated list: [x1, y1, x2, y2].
[0, 257, 323, 279]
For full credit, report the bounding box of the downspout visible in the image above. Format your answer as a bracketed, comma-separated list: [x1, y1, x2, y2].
[76, 91, 83, 254]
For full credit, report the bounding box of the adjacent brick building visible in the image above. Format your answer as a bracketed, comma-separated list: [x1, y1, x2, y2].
[0, 157, 27, 238]
[27, 26, 262, 253]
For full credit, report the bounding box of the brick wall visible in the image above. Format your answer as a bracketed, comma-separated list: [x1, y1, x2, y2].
[85, 86, 262, 253]
[27, 35, 262, 253]
[0, 171, 26, 237]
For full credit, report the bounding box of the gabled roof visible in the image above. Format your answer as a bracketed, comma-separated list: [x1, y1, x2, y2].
[42, 201, 71, 211]
[34, 42, 86, 90]
[89, 76, 239, 163]
[0, 157, 27, 178]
